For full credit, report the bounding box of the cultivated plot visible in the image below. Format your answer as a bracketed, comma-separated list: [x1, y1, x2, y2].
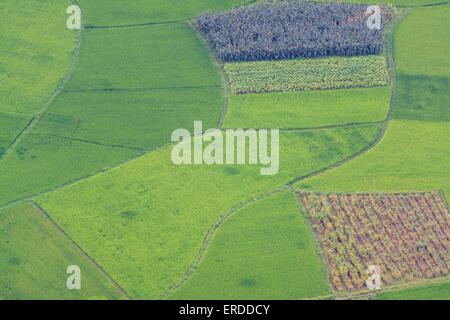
[0, 202, 126, 300]
[35, 126, 380, 298]
[169, 191, 329, 300]
[77, 0, 253, 27]
[224, 56, 389, 94]
[65, 23, 220, 91]
[299, 191, 449, 291]
[224, 87, 391, 129]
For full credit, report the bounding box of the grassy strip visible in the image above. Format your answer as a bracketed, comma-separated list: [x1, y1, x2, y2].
[0, 202, 126, 300]
[224, 87, 391, 129]
[224, 56, 389, 94]
[376, 281, 450, 299]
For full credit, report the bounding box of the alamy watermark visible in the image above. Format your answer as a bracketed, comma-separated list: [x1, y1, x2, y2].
[171, 121, 279, 175]
[66, 265, 81, 290]
[366, 265, 382, 290]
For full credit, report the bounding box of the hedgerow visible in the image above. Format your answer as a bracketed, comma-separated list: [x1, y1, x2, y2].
[196, 1, 394, 62]
[224, 55, 389, 94]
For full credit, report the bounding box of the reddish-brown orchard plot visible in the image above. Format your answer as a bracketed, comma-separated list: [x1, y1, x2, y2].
[297, 191, 449, 292]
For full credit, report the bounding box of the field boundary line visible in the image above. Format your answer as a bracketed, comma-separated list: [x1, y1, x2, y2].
[0, 140, 176, 211]
[31, 132, 145, 152]
[65, 85, 221, 93]
[29, 200, 132, 300]
[157, 187, 288, 299]
[187, 21, 230, 130]
[0, 0, 84, 163]
[85, 19, 188, 30]
[226, 121, 384, 132]
[286, 7, 411, 187]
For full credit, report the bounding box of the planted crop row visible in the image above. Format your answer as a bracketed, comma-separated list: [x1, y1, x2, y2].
[299, 191, 450, 292]
[196, 1, 394, 62]
[224, 55, 389, 94]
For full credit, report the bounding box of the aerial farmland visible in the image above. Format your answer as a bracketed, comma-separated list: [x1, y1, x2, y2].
[0, 0, 448, 305]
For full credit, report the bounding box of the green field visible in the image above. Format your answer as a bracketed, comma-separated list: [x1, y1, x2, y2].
[0, 112, 30, 155]
[66, 24, 220, 90]
[0, 0, 76, 114]
[224, 87, 391, 129]
[224, 55, 389, 94]
[0, 202, 126, 300]
[377, 282, 450, 300]
[294, 5, 450, 200]
[1, 0, 449, 301]
[34, 87, 222, 150]
[77, 0, 253, 27]
[0, 134, 136, 206]
[169, 191, 329, 299]
[35, 126, 380, 298]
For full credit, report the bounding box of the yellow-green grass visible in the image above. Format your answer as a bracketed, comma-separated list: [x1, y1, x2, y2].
[77, 0, 253, 27]
[0, 111, 30, 155]
[66, 23, 220, 91]
[34, 87, 222, 150]
[0, 134, 137, 206]
[224, 87, 391, 129]
[294, 6, 450, 200]
[376, 281, 450, 300]
[0, 0, 76, 114]
[35, 125, 380, 299]
[0, 202, 126, 300]
[168, 191, 329, 300]
[224, 55, 389, 94]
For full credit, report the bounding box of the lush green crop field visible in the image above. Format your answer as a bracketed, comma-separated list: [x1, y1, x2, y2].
[0, 21, 225, 205]
[224, 87, 391, 129]
[77, 0, 253, 27]
[294, 6, 450, 200]
[0, 134, 136, 206]
[66, 24, 220, 91]
[0, 202, 126, 300]
[0, 0, 75, 115]
[34, 87, 222, 150]
[0, 111, 30, 155]
[168, 191, 329, 299]
[376, 282, 450, 300]
[224, 56, 389, 94]
[35, 125, 380, 298]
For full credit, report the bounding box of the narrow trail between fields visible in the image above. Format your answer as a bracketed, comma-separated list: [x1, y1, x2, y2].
[30, 200, 132, 300]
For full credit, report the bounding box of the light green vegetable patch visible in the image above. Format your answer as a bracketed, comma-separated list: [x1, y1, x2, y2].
[0, 202, 126, 300]
[169, 191, 329, 299]
[224, 87, 391, 129]
[224, 56, 389, 94]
